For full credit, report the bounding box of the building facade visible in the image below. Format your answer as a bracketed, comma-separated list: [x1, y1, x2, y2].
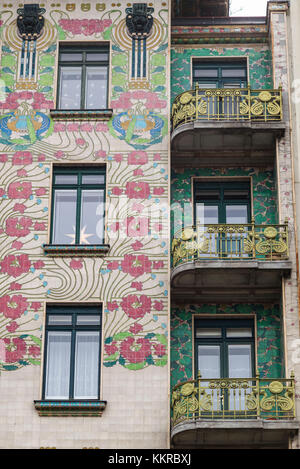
[0, 0, 299, 449]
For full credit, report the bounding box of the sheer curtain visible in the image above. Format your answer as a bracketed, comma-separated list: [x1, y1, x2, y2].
[74, 331, 100, 399]
[45, 332, 71, 399]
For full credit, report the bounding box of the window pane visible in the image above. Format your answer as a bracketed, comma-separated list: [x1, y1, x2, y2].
[55, 175, 78, 185]
[85, 66, 107, 109]
[196, 328, 222, 338]
[226, 328, 253, 338]
[86, 52, 109, 61]
[59, 66, 81, 109]
[48, 315, 72, 326]
[77, 315, 101, 325]
[228, 344, 252, 378]
[80, 190, 104, 244]
[60, 53, 83, 61]
[198, 345, 220, 379]
[45, 332, 71, 399]
[82, 174, 105, 185]
[74, 331, 100, 399]
[196, 204, 219, 224]
[194, 69, 218, 78]
[222, 69, 246, 78]
[196, 83, 217, 89]
[226, 205, 248, 224]
[52, 190, 77, 244]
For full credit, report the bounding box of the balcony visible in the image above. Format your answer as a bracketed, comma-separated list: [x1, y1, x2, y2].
[171, 374, 299, 448]
[171, 221, 292, 302]
[171, 86, 285, 167]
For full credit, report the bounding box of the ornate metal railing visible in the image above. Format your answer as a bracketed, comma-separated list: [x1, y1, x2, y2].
[171, 85, 283, 131]
[171, 372, 296, 426]
[172, 220, 289, 267]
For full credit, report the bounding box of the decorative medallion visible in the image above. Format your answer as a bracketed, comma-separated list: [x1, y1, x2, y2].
[126, 3, 154, 40]
[17, 4, 46, 41]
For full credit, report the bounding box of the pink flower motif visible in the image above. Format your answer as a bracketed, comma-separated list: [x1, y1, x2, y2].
[12, 151, 33, 166]
[121, 294, 151, 320]
[153, 261, 164, 269]
[129, 322, 143, 334]
[10, 282, 21, 291]
[37, 154, 46, 162]
[70, 259, 83, 270]
[105, 341, 118, 356]
[59, 18, 112, 36]
[131, 281, 143, 291]
[54, 122, 66, 132]
[33, 260, 44, 269]
[36, 188, 47, 196]
[13, 203, 26, 214]
[12, 241, 23, 250]
[154, 153, 161, 161]
[120, 337, 151, 364]
[153, 343, 166, 357]
[0, 254, 31, 278]
[113, 153, 123, 163]
[153, 187, 165, 196]
[128, 151, 148, 165]
[0, 188, 5, 197]
[111, 90, 166, 111]
[31, 302, 41, 311]
[153, 300, 164, 311]
[54, 151, 65, 160]
[107, 261, 119, 270]
[107, 301, 118, 311]
[17, 169, 27, 178]
[95, 150, 107, 159]
[6, 321, 19, 333]
[67, 123, 79, 132]
[95, 123, 108, 132]
[76, 138, 86, 146]
[154, 223, 163, 232]
[80, 123, 93, 132]
[34, 222, 46, 231]
[133, 169, 144, 177]
[109, 222, 120, 232]
[28, 345, 40, 357]
[8, 181, 32, 199]
[111, 187, 123, 196]
[131, 202, 145, 213]
[121, 254, 152, 278]
[125, 217, 149, 237]
[3, 337, 27, 363]
[125, 181, 150, 199]
[131, 240, 144, 251]
[0, 154, 8, 162]
[0, 294, 28, 319]
[5, 217, 32, 238]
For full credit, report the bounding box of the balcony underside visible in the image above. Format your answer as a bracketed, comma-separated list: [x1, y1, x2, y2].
[171, 122, 286, 167]
[171, 419, 299, 449]
[171, 260, 292, 303]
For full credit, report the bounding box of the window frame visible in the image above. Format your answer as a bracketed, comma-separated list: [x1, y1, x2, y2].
[57, 44, 109, 110]
[192, 60, 248, 89]
[50, 166, 106, 246]
[42, 304, 102, 401]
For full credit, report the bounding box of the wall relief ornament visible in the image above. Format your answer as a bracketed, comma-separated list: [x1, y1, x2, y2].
[17, 4, 45, 41]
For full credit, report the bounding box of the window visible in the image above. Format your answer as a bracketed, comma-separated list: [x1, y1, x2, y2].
[51, 167, 106, 245]
[57, 45, 109, 110]
[43, 305, 102, 400]
[193, 60, 247, 89]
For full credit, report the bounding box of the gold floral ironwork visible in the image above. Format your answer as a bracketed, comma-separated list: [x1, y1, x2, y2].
[171, 84, 282, 130]
[172, 219, 289, 267]
[171, 373, 295, 426]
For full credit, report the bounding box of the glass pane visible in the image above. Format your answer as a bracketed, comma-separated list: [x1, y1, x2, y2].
[80, 190, 104, 244]
[196, 82, 217, 89]
[226, 328, 253, 338]
[82, 174, 105, 185]
[194, 69, 218, 78]
[198, 345, 220, 379]
[86, 52, 109, 61]
[55, 175, 78, 185]
[196, 204, 219, 224]
[48, 315, 72, 326]
[228, 344, 252, 378]
[59, 66, 82, 109]
[226, 205, 248, 224]
[74, 331, 100, 399]
[52, 190, 77, 244]
[222, 69, 246, 78]
[85, 66, 107, 109]
[196, 328, 222, 338]
[60, 53, 83, 62]
[77, 315, 101, 325]
[45, 332, 71, 399]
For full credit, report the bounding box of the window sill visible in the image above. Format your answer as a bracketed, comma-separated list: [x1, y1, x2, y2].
[43, 244, 110, 257]
[34, 400, 107, 417]
[50, 109, 113, 121]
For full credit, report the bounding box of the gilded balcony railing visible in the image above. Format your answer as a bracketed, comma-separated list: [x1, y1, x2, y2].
[171, 85, 283, 131]
[172, 219, 289, 268]
[171, 372, 296, 426]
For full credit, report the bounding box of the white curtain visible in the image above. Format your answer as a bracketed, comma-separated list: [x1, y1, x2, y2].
[74, 332, 100, 399]
[45, 332, 71, 399]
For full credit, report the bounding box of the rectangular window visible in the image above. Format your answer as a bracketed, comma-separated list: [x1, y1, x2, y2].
[57, 45, 109, 110]
[51, 167, 106, 245]
[193, 60, 247, 89]
[43, 305, 102, 400]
